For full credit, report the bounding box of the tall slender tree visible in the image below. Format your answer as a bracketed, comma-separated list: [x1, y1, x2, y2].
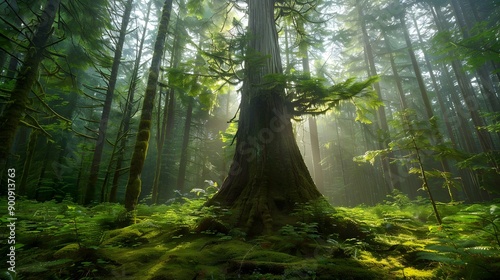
[124, 0, 173, 212]
[151, 3, 185, 204]
[109, 0, 153, 203]
[297, 20, 325, 192]
[356, 0, 400, 192]
[84, 0, 134, 205]
[395, 4, 434, 120]
[431, 3, 495, 152]
[176, 96, 194, 192]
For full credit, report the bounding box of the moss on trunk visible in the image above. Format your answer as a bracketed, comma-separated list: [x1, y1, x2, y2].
[207, 0, 323, 236]
[209, 97, 323, 235]
[124, 0, 173, 212]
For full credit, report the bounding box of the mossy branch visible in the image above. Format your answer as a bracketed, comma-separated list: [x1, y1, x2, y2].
[21, 113, 52, 138]
[33, 80, 72, 123]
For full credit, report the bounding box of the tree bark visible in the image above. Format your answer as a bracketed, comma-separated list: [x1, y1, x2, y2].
[308, 117, 324, 192]
[0, 0, 21, 86]
[19, 130, 38, 195]
[398, 9, 457, 201]
[450, 0, 500, 113]
[151, 0, 186, 203]
[207, 0, 322, 236]
[124, 0, 173, 212]
[412, 15, 455, 142]
[0, 49, 6, 78]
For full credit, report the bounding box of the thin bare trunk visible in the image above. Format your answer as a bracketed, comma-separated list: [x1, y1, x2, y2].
[176, 97, 194, 193]
[85, 0, 134, 205]
[151, 86, 175, 204]
[298, 23, 324, 192]
[19, 130, 38, 195]
[399, 13, 434, 119]
[383, 31, 407, 110]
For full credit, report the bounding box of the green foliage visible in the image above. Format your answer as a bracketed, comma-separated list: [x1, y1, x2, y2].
[291, 199, 336, 225]
[357, 111, 447, 224]
[6, 196, 500, 279]
[432, 21, 500, 71]
[354, 149, 389, 165]
[458, 151, 500, 193]
[385, 110, 445, 159]
[263, 73, 381, 121]
[220, 122, 238, 143]
[187, 0, 205, 20]
[279, 222, 320, 242]
[383, 189, 412, 208]
[416, 169, 461, 201]
[136, 185, 228, 234]
[25, 199, 125, 248]
[355, 109, 459, 205]
[478, 112, 500, 133]
[442, 204, 500, 247]
[458, 112, 500, 194]
[417, 203, 500, 278]
[355, 109, 441, 165]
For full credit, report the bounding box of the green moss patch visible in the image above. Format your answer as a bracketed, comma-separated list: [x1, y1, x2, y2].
[9, 198, 500, 279]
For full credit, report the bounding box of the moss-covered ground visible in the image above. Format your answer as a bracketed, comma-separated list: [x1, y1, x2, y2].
[1, 193, 500, 279]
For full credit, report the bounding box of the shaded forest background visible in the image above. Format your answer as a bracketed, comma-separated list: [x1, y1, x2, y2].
[0, 0, 499, 207]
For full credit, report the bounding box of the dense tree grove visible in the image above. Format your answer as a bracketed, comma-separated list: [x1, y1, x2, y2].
[1, 0, 499, 208]
[1, 0, 499, 278]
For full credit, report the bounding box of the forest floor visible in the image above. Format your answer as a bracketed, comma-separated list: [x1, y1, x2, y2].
[1, 194, 500, 280]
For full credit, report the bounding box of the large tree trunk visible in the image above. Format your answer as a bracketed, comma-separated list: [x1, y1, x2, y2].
[0, 0, 60, 178]
[84, 0, 134, 205]
[124, 0, 173, 212]
[207, 0, 322, 236]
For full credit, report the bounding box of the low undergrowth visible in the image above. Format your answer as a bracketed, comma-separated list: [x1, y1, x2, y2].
[1, 192, 499, 279]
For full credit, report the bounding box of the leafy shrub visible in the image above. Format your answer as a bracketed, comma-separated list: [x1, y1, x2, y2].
[418, 203, 500, 278]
